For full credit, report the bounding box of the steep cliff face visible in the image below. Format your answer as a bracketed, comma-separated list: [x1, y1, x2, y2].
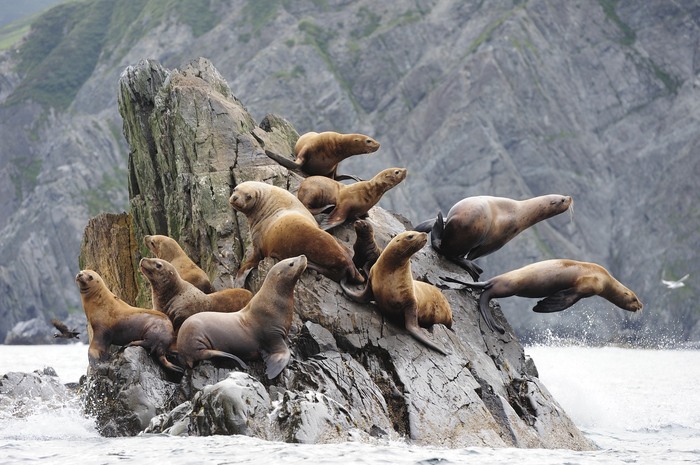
[78, 57, 592, 449]
[0, 0, 698, 343]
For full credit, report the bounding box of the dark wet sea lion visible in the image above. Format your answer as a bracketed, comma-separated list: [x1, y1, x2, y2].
[414, 194, 573, 280]
[352, 219, 382, 274]
[442, 259, 643, 334]
[176, 255, 308, 379]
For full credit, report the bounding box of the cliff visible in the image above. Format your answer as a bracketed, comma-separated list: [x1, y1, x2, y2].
[0, 0, 698, 344]
[78, 57, 592, 449]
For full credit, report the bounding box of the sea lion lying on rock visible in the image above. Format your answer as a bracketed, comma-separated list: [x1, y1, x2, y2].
[140, 257, 252, 333]
[297, 167, 407, 230]
[144, 234, 214, 294]
[76, 269, 182, 373]
[229, 181, 364, 287]
[177, 255, 308, 379]
[443, 259, 643, 334]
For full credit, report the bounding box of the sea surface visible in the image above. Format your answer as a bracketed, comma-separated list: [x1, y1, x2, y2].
[0, 344, 698, 464]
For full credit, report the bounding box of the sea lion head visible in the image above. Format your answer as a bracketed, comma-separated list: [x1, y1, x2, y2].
[272, 255, 308, 282]
[351, 134, 381, 154]
[377, 167, 407, 188]
[229, 181, 262, 214]
[545, 194, 573, 214]
[75, 270, 102, 294]
[387, 231, 428, 258]
[619, 289, 644, 312]
[143, 234, 162, 256]
[139, 257, 178, 287]
[354, 219, 373, 238]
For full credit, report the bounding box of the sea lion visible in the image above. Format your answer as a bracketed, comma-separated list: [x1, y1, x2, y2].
[297, 167, 407, 230]
[144, 234, 214, 294]
[139, 257, 253, 332]
[265, 131, 380, 181]
[442, 259, 643, 334]
[75, 269, 182, 373]
[341, 231, 452, 355]
[352, 219, 382, 274]
[177, 255, 308, 379]
[414, 194, 573, 280]
[229, 181, 364, 287]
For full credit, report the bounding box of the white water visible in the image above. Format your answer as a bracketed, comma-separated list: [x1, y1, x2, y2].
[1, 344, 699, 464]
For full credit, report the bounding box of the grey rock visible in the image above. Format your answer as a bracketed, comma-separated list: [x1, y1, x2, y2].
[0, 368, 77, 420]
[4, 317, 53, 345]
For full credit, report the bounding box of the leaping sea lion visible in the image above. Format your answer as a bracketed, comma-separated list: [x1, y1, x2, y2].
[442, 259, 643, 334]
[144, 234, 214, 294]
[177, 255, 308, 379]
[139, 258, 253, 333]
[265, 131, 380, 181]
[75, 270, 182, 373]
[414, 194, 573, 280]
[297, 167, 407, 230]
[341, 231, 453, 355]
[229, 181, 364, 287]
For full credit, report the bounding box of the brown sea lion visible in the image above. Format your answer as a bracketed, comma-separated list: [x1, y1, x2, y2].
[265, 131, 380, 181]
[177, 255, 308, 379]
[341, 231, 452, 355]
[75, 269, 182, 373]
[144, 234, 214, 294]
[414, 194, 573, 280]
[139, 257, 253, 332]
[297, 167, 407, 230]
[442, 259, 643, 334]
[352, 219, 382, 274]
[229, 181, 364, 287]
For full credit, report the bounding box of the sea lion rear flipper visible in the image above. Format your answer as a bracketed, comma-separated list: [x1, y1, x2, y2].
[203, 349, 249, 369]
[440, 276, 490, 291]
[340, 277, 374, 303]
[533, 289, 584, 313]
[159, 355, 185, 374]
[262, 346, 291, 379]
[334, 173, 364, 182]
[478, 293, 506, 334]
[265, 149, 304, 173]
[447, 256, 483, 280]
[412, 217, 437, 233]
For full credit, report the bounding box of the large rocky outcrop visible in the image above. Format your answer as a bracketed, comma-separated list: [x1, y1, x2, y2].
[0, 0, 698, 345]
[79, 58, 592, 449]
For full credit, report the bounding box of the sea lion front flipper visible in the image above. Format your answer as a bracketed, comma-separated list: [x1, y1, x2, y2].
[202, 349, 249, 369]
[447, 256, 483, 281]
[412, 217, 437, 233]
[404, 303, 450, 355]
[159, 355, 185, 374]
[532, 288, 585, 313]
[319, 209, 347, 231]
[265, 149, 304, 173]
[429, 211, 446, 251]
[262, 345, 291, 379]
[478, 292, 506, 334]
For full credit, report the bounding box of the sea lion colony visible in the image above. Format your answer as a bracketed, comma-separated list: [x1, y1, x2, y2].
[76, 130, 642, 377]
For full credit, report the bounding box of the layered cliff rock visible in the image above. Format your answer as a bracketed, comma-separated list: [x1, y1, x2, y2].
[79, 58, 592, 449]
[0, 0, 698, 344]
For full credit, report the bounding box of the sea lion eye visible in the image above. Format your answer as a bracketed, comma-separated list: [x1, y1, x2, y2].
[366, 139, 372, 144]
[407, 234, 414, 240]
[156, 262, 162, 269]
[245, 194, 252, 201]
[88, 275, 93, 281]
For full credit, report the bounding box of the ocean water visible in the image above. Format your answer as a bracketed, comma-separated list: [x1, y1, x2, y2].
[0, 344, 698, 465]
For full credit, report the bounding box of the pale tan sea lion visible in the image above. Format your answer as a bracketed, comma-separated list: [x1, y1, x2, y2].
[265, 131, 380, 181]
[139, 257, 252, 333]
[442, 259, 643, 334]
[297, 167, 407, 230]
[144, 234, 214, 294]
[341, 231, 452, 355]
[229, 181, 364, 287]
[75, 269, 182, 373]
[414, 194, 573, 280]
[176, 255, 308, 379]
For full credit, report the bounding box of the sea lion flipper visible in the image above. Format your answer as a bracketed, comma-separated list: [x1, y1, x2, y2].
[319, 211, 346, 231]
[413, 217, 437, 233]
[159, 355, 185, 374]
[447, 256, 483, 280]
[532, 288, 584, 313]
[340, 277, 374, 303]
[404, 304, 450, 355]
[478, 293, 506, 334]
[203, 350, 249, 369]
[262, 346, 291, 379]
[334, 173, 364, 182]
[265, 149, 303, 172]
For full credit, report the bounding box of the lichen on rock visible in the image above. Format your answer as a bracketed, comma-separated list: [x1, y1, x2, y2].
[78, 57, 594, 450]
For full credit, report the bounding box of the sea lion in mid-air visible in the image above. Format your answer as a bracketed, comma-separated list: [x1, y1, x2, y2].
[414, 194, 573, 280]
[75, 269, 182, 373]
[177, 255, 308, 379]
[265, 131, 380, 181]
[297, 167, 407, 230]
[229, 181, 364, 287]
[442, 259, 643, 334]
[139, 258, 253, 333]
[144, 234, 214, 294]
[341, 231, 453, 355]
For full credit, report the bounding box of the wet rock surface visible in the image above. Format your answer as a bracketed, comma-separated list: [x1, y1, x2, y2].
[78, 58, 594, 450]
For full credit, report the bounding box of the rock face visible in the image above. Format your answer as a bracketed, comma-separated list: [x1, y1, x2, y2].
[79, 58, 593, 449]
[0, 0, 698, 345]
